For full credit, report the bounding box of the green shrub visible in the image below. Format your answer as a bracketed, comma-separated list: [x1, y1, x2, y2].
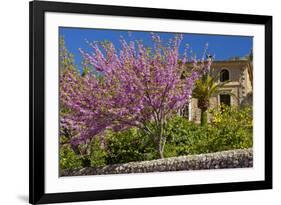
[60, 138, 109, 169]
[105, 128, 157, 164]
[89, 138, 108, 167]
[209, 105, 253, 149]
[60, 106, 253, 168]
[163, 116, 210, 156]
[59, 145, 83, 169]
[163, 106, 253, 157]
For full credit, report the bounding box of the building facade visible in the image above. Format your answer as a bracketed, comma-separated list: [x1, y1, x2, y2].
[183, 60, 253, 123]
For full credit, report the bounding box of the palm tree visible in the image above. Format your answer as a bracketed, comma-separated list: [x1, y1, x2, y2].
[192, 71, 230, 126]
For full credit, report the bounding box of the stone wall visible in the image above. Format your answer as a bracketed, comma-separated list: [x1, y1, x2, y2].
[61, 148, 253, 176]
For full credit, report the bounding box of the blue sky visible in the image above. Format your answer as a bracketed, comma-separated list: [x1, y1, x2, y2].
[59, 27, 253, 71]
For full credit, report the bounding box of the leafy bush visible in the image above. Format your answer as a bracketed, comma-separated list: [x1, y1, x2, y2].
[60, 138, 108, 169]
[209, 105, 253, 149]
[60, 106, 253, 168]
[59, 145, 82, 169]
[105, 128, 157, 164]
[89, 138, 108, 167]
[163, 116, 210, 157]
[163, 106, 253, 157]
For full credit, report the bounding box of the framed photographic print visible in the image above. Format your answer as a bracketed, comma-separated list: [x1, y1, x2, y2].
[29, 0, 272, 204]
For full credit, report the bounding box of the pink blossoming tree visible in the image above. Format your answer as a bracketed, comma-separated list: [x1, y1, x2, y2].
[60, 33, 211, 158]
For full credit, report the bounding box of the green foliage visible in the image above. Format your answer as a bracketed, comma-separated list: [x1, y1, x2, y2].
[89, 138, 108, 167]
[209, 105, 253, 149]
[59, 36, 76, 72]
[59, 138, 108, 169]
[60, 135, 69, 145]
[60, 106, 253, 168]
[163, 106, 252, 157]
[163, 116, 210, 157]
[105, 128, 157, 164]
[59, 145, 82, 170]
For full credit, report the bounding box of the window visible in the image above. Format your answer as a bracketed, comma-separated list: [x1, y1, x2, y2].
[220, 69, 230, 82]
[220, 94, 231, 106]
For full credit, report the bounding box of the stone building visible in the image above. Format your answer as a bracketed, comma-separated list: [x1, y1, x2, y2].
[181, 60, 253, 123]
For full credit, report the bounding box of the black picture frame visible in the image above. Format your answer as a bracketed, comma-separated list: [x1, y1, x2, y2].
[29, 0, 272, 204]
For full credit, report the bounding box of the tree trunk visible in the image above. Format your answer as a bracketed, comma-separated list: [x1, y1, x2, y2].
[201, 108, 208, 126]
[157, 122, 166, 159]
[158, 135, 166, 159]
[158, 146, 164, 159]
[198, 99, 209, 126]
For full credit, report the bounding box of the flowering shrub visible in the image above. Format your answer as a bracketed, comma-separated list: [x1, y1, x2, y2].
[210, 105, 252, 127]
[209, 105, 253, 149]
[60, 33, 211, 158]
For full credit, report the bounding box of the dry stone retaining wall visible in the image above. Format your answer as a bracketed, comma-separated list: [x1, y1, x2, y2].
[61, 148, 253, 176]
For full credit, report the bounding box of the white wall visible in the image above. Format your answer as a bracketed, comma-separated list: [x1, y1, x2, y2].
[0, 0, 279, 204]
